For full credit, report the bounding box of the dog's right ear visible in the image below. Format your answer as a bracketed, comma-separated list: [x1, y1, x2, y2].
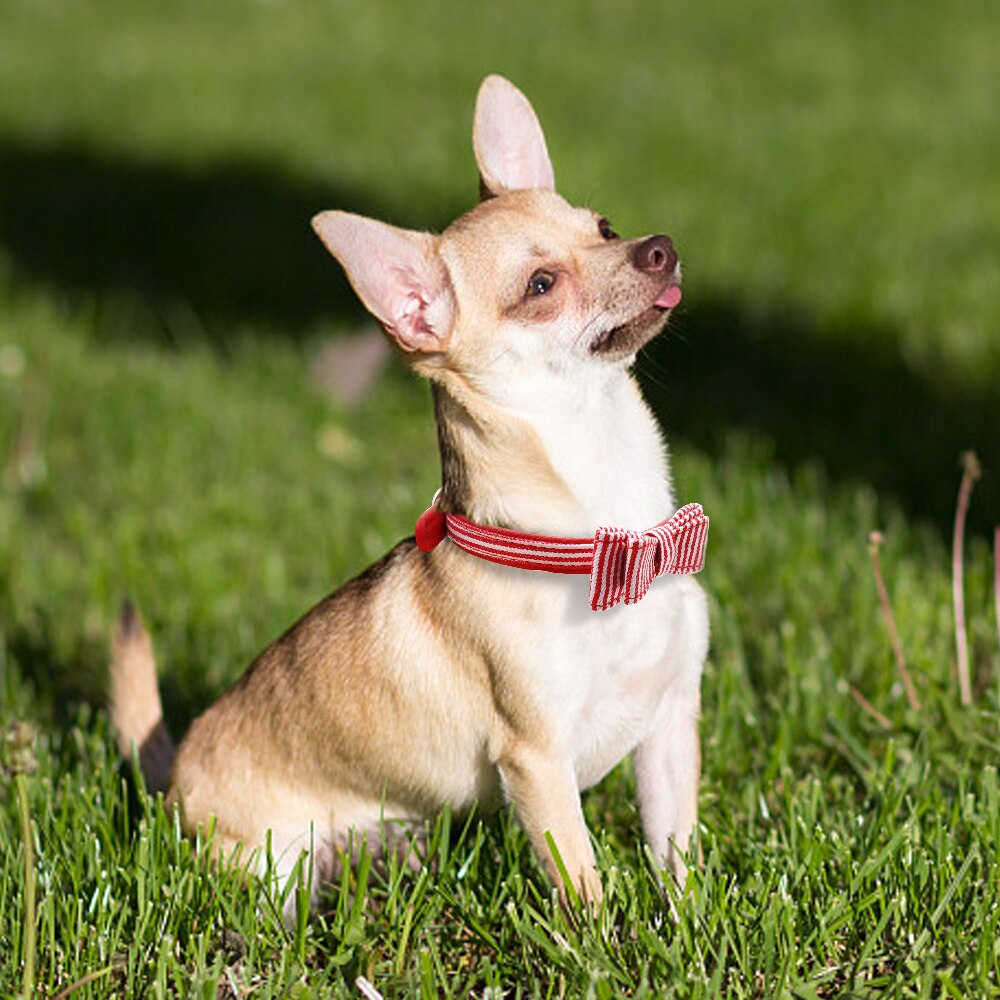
[473, 74, 555, 199]
[312, 211, 455, 355]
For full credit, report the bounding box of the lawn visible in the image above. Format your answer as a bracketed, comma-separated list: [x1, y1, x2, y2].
[1, 0, 998, 996]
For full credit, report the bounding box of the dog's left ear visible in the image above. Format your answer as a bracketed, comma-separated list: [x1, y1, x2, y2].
[312, 210, 455, 355]
[473, 75, 555, 199]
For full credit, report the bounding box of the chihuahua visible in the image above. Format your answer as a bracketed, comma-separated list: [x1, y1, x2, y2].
[111, 75, 709, 914]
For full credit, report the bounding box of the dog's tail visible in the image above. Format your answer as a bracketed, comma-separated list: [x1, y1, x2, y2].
[109, 601, 175, 794]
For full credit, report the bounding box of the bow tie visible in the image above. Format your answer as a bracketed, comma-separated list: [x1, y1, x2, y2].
[416, 499, 709, 611]
[588, 503, 709, 610]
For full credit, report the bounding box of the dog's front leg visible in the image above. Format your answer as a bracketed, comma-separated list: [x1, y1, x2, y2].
[634, 581, 708, 887]
[633, 679, 702, 888]
[499, 744, 601, 907]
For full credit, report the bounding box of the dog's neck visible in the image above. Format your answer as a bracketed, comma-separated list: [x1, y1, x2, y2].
[431, 363, 674, 536]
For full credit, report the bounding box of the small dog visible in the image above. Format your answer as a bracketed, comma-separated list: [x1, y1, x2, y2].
[111, 75, 709, 914]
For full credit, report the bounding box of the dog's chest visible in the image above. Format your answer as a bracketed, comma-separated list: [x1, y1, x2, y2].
[466, 369, 697, 784]
[512, 573, 684, 788]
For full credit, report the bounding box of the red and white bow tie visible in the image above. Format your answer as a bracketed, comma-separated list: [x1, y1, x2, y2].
[415, 497, 709, 611]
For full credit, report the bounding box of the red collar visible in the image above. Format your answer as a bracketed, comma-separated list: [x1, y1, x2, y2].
[415, 496, 708, 611]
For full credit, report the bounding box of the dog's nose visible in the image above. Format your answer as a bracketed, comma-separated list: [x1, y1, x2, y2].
[630, 235, 678, 275]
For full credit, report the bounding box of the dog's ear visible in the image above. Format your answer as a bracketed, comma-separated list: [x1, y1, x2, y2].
[312, 211, 455, 354]
[473, 74, 555, 199]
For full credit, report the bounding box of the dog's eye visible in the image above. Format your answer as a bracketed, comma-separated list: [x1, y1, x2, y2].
[527, 271, 556, 296]
[598, 218, 619, 241]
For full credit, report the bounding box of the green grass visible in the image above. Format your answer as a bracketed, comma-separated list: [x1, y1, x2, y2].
[2, 0, 999, 995]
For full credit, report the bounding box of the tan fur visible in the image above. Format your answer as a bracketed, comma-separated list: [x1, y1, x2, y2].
[110, 75, 708, 918]
[110, 604, 174, 794]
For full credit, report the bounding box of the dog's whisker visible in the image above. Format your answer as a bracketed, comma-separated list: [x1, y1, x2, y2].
[573, 310, 612, 351]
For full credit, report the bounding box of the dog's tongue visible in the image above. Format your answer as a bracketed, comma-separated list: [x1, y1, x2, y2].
[655, 285, 682, 309]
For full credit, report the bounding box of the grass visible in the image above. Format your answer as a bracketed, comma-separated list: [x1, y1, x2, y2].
[1, 0, 999, 995]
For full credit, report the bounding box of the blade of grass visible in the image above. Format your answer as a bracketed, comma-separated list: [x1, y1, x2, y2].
[910, 846, 980, 958]
[994, 527, 999, 661]
[867, 531, 920, 711]
[3, 723, 38, 1000]
[51, 964, 119, 1000]
[543, 831, 580, 911]
[847, 683, 893, 730]
[355, 975, 385, 1000]
[14, 772, 36, 1000]
[952, 452, 981, 707]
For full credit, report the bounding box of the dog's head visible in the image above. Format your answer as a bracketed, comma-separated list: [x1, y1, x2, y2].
[312, 75, 681, 394]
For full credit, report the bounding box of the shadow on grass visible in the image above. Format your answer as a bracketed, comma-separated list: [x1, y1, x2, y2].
[4, 614, 106, 729]
[3, 604, 229, 737]
[0, 137, 464, 342]
[1, 137, 996, 533]
[643, 302, 999, 536]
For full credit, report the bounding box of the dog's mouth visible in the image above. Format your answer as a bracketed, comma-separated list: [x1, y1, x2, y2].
[589, 281, 682, 357]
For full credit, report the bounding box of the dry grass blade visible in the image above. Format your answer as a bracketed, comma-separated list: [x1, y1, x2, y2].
[847, 684, 893, 730]
[867, 532, 921, 711]
[952, 452, 981, 707]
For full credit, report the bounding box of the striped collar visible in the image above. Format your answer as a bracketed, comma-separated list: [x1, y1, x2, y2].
[415, 495, 708, 611]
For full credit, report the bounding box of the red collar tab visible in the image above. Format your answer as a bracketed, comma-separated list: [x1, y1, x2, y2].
[415, 497, 709, 611]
